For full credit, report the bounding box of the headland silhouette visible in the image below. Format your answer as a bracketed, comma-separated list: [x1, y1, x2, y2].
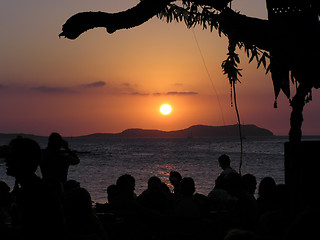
[80, 124, 273, 139]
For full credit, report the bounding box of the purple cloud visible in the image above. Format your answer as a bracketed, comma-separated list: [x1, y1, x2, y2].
[80, 81, 106, 88]
[32, 86, 75, 94]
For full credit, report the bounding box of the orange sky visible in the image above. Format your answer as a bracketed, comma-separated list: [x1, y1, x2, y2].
[1, 0, 320, 136]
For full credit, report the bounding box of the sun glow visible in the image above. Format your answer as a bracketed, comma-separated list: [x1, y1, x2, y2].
[160, 104, 172, 115]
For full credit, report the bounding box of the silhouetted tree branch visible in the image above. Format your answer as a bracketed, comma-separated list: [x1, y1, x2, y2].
[59, 0, 234, 39]
[60, 0, 320, 143]
[59, 0, 173, 39]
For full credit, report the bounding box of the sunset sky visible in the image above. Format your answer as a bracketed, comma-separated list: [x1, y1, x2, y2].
[1, 0, 320, 136]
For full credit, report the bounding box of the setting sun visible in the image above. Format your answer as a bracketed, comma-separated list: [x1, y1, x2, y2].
[160, 104, 172, 115]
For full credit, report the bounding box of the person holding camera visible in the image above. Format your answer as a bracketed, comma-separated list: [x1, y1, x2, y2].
[40, 132, 80, 184]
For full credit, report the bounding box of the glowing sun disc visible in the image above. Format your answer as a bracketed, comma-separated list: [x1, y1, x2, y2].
[160, 104, 172, 115]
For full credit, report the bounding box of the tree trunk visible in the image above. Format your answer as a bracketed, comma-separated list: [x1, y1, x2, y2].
[286, 83, 314, 215]
[289, 84, 310, 143]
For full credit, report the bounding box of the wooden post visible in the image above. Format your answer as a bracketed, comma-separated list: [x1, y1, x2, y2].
[285, 141, 320, 214]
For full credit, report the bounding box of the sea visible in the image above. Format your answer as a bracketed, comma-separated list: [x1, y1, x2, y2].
[1, 135, 319, 203]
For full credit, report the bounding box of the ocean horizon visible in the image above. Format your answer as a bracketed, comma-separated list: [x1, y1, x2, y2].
[0, 123, 273, 138]
[1, 134, 320, 203]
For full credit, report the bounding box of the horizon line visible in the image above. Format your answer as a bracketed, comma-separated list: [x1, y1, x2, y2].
[2, 123, 274, 138]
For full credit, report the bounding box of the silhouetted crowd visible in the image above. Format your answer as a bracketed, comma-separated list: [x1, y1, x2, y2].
[0, 136, 319, 240]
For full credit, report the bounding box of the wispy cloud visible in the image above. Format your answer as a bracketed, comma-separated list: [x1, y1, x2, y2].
[166, 91, 198, 95]
[173, 83, 184, 87]
[121, 82, 140, 91]
[1, 81, 199, 97]
[117, 82, 150, 95]
[31, 81, 106, 94]
[130, 92, 149, 96]
[80, 81, 106, 88]
[127, 91, 198, 96]
[121, 83, 132, 87]
[32, 86, 75, 94]
[0, 84, 8, 90]
[152, 91, 198, 96]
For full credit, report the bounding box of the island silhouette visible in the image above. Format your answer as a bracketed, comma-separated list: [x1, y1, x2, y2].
[0, 125, 273, 142]
[79, 124, 273, 139]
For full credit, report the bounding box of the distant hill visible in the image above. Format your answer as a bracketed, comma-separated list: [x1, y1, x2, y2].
[0, 133, 47, 141]
[80, 124, 273, 139]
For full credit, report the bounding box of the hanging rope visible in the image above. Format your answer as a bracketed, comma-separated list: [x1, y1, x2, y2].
[192, 29, 226, 126]
[232, 81, 243, 175]
[221, 38, 243, 175]
[192, 27, 244, 173]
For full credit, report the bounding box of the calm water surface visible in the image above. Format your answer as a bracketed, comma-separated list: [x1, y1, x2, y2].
[2, 135, 317, 203]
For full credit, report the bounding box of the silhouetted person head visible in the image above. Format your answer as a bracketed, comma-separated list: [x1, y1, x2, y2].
[64, 187, 93, 232]
[180, 177, 195, 197]
[64, 187, 92, 217]
[148, 176, 162, 191]
[215, 155, 237, 190]
[47, 132, 69, 151]
[64, 187, 108, 239]
[6, 138, 65, 240]
[116, 174, 135, 195]
[64, 179, 81, 192]
[41, 132, 79, 183]
[169, 171, 182, 197]
[5, 137, 42, 179]
[258, 177, 276, 198]
[161, 182, 171, 195]
[218, 154, 231, 170]
[107, 184, 118, 204]
[242, 173, 257, 195]
[169, 171, 182, 186]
